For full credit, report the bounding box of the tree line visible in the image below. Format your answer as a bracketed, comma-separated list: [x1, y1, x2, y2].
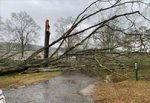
[0, 0, 150, 75]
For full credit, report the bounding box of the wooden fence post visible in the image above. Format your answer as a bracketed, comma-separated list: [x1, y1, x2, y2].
[134, 63, 138, 81]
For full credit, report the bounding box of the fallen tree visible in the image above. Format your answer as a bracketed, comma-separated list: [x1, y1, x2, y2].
[0, 0, 150, 75]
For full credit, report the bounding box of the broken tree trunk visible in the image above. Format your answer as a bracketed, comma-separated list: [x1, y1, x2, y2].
[44, 19, 50, 67]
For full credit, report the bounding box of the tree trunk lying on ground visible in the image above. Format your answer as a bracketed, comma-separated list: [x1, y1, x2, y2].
[0, 0, 149, 75]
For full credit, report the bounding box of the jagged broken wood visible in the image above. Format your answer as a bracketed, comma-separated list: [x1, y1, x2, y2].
[0, 0, 150, 75]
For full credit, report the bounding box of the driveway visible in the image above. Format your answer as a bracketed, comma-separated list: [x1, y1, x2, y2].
[4, 73, 96, 103]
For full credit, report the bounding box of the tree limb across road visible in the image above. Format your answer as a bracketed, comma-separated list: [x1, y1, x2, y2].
[0, 0, 150, 75]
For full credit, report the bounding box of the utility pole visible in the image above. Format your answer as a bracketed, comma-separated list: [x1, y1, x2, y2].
[44, 19, 50, 67]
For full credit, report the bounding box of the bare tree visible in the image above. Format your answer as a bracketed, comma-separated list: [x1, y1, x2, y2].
[55, 17, 80, 52]
[5, 11, 41, 58]
[26, 0, 150, 65]
[0, 17, 5, 41]
[92, 22, 122, 51]
[127, 26, 150, 52]
[0, 17, 3, 30]
[0, 0, 150, 75]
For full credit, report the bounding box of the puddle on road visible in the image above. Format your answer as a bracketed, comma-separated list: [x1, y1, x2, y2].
[4, 73, 96, 103]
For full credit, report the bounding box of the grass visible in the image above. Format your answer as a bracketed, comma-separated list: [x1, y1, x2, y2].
[93, 80, 150, 103]
[0, 72, 61, 89]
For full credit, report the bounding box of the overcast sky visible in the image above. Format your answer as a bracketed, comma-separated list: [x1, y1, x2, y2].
[0, 0, 95, 45]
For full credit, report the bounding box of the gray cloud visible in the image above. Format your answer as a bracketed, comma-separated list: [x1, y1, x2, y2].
[0, 0, 95, 45]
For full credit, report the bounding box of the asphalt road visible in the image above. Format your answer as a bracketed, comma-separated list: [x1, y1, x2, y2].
[4, 73, 96, 103]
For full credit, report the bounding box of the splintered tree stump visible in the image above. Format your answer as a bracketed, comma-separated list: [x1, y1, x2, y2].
[44, 19, 50, 67]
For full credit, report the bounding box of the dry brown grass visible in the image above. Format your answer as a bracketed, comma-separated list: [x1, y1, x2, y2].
[93, 80, 150, 103]
[0, 72, 61, 89]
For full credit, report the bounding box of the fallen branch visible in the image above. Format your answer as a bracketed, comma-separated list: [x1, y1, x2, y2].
[94, 56, 129, 78]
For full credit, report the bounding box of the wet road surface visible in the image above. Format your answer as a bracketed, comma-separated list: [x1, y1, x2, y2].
[4, 73, 96, 103]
